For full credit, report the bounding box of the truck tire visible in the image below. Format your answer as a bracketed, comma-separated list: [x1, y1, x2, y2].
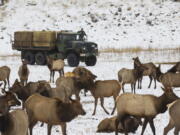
[35, 52, 46, 65]
[67, 53, 79, 67]
[24, 52, 35, 65]
[85, 55, 97, 66]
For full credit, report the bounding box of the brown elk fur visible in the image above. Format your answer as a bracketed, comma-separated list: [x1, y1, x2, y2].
[0, 91, 27, 135]
[73, 66, 97, 96]
[10, 79, 51, 108]
[163, 99, 180, 135]
[0, 66, 10, 91]
[25, 94, 86, 135]
[167, 62, 180, 73]
[118, 64, 146, 93]
[115, 87, 178, 135]
[47, 57, 64, 83]
[0, 109, 29, 135]
[56, 74, 81, 101]
[156, 65, 180, 88]
[133, 57, 157, 89]
[97, 116, 141, 133]
[18, 60, 29, 86]
[88, 80, 121, 115]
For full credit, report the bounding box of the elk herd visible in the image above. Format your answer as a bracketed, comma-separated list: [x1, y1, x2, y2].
[0, 56, 180, 135]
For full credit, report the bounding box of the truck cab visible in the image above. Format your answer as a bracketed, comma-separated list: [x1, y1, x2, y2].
[54, 31, 98, 66]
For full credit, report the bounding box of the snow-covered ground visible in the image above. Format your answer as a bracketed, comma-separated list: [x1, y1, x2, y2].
[0, 0, 180, 55]
[0, 0, 180, 134]
[0, 50, 179, 135]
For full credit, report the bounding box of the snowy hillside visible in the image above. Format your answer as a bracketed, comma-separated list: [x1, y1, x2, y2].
[0, 0, 180, 55]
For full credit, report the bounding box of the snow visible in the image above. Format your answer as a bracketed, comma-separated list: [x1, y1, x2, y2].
[0, 0, 180, 134]
[0, 50, 179, 135]
[0, 0, 180, 55]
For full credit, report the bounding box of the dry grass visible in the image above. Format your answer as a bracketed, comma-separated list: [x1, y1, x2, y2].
[155, 62, 178, 65]
[0, 54, 20, 58]
[100, 47, 180, 53]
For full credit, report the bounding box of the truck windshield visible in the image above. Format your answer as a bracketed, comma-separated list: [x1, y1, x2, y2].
[62, 34, 77, 41]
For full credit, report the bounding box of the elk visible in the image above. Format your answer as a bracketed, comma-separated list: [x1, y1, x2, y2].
[55, 72, 81, 101]
[9, 79, 51, 108]
[88, 80, 121, 115]
[46, 57, 65, 83]
[115, 87, 178, 135]
[0, 91, 28, 135]
[132, 57, 157, 89]
[25, 94, 86, 135]
[118, 63, 146, 93]
[97, 116, 141, 133]
[167, 62, 180, 73]
[18, 59, 30, 86]
[0, 66, 10, 91]
[163, 99, 180, 135]
[156, 65, 180, 88]
[73, 66, 97, 96]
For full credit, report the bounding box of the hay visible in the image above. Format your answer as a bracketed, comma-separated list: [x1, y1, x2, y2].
[33, 31, 56, 47]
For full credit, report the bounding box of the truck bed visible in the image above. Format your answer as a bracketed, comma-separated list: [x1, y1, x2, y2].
[13, 31, 56, 51]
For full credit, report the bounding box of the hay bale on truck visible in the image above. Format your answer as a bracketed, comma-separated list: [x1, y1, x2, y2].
[33, 31, 56, 47]
[14, 31, 33, 47]
[12, 30, 98, 66]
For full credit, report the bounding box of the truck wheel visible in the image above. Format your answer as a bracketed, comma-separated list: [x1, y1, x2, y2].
[24, 52, 35, 65]
[35, 52, 46, 65]
[85, 55, 97, 66]
[67, 53, 79, 67]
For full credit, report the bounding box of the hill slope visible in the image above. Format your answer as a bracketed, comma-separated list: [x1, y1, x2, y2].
[0, 0, 180, 55]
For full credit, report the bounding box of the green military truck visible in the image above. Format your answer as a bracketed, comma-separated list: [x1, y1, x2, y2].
[12, 31, 98, 67]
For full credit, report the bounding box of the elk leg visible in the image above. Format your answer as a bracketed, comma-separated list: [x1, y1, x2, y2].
[115, 116, 120, 135]
[50, 71, 52, 82]
[75, 88, 80, 101]
[62, 68, 64, 76]
[140, 77, 142, 89]
[92, 98, 98, 115]
[29, 120, 37, 135]
[122, 83, 125, 93]
[60, 123, 67, 135]
[163, 118, 174, 135]
[174, 127, 180, 135]
[100, 98, 109, 115]
[59, 70, 62, 77]
[7, 77, 10, 88]
[52, 71, 55, 83]
[84, 89, 87, 96]
[25, 79, 28, 86]
[134, 82, 136, 94]
[47, 124, 52, 135]
[3, 80, 6, 91]
[131, 84, 133, 93]
[111, 95, 117, 115]
[154, 77, 156, 89]
[141, 118, 148, 135]
[148, 76, 153, 88]
[149, 119, 156, 135]
[137, 78, 141, 89]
